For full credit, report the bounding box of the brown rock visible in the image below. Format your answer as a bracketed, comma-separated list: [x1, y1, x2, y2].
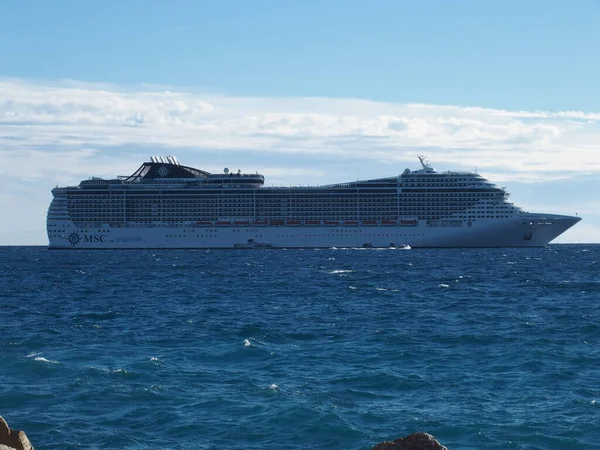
[0, 446, 19, 450]
[0, 417, 34, 450]
[373, 432, 447, 450]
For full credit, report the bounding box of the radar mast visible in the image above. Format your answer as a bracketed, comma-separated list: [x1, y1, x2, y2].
[417, 155, 431, 169]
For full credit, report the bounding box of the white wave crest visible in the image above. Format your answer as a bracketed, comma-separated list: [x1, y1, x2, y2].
[34, 356, 59, 364]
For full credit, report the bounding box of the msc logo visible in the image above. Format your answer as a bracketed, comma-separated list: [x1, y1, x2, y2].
[157, 165, 169, 177]
[67, 232, 80, 246]
[84, 235, 107, 243]
[66, 232, 106, 246]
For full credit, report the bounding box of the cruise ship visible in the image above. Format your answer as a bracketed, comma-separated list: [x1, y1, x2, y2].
[47, 156, 581, 249]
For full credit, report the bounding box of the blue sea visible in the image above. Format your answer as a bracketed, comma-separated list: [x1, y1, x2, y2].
[1, 245, 599, 449]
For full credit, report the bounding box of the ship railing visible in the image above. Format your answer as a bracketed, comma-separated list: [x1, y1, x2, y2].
[168, 218, 427, 228]
[209, 173, 265, 179]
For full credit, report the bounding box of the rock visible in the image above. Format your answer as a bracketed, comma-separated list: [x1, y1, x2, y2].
[0, 417, 34, 450]
[373, 432, 447, 450]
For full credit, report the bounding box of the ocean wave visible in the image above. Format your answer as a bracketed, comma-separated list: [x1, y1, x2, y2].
[1, 245, 598, 449]
[33, 356, 59, 364]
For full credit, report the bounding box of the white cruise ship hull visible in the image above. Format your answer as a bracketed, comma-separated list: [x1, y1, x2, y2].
[48, 215, 580, 249]
[46, 156, 583, 249]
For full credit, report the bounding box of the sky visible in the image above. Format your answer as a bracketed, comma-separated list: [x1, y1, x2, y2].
[1, 0, 599, 245]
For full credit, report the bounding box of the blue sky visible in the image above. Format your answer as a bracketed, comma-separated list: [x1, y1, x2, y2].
[0, 0, 599, 244]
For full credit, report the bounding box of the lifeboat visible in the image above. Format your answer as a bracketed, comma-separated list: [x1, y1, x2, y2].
[361, 220, 377, 227]
[324, 220, 340, 226]
[196, 221, 212, 227]
[286, 220, 301, 226]
[254, 219, 269, 226]
[343, 220, 358, 226]
[305, 220, 320, 226]
[234, 220, 250, 227]
[215, 220, 231, 227]
[400, 219, 417, 226]
[270, 219, 284, 226]
[381, 220, 397, 226]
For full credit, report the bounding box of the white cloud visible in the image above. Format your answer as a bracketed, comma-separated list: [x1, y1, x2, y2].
[1, 78, 599, 244]
[2, 78, 600, 175]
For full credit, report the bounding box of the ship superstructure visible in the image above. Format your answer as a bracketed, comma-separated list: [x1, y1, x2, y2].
[47, 156, 581, 248]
